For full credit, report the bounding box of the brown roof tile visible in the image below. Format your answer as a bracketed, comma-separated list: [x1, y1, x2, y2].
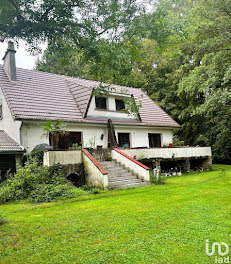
[0, 65, 180, 128]
[0, 130, 24, 152]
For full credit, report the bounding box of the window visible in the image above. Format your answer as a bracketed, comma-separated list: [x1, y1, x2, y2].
[95, 97, 107, 109]
[115, 99, 125, 111]
[49, 132, 82, 150]
[148, 133, 161, 148]
[118, 133, 130, 148]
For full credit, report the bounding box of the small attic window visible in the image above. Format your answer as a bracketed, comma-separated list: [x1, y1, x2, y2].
[95, 97, 107, 109]
[116, 99, 125, 111]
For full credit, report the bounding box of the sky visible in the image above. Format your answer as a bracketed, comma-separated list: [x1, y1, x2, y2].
[0, 40, 46, 70]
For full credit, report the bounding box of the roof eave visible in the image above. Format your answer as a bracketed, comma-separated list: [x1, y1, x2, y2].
[16, 117, 180, 129]
[0, 150, 25, 154]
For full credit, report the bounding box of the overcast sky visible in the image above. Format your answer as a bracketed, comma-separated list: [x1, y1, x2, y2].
[0, 40, 45, 70]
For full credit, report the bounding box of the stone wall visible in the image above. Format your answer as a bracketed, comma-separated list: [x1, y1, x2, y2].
[62, 163, 85, 187]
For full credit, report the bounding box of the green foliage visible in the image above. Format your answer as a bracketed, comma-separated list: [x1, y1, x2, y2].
[0, 211, 6, 226]
[150, 171, 166, 185]
[29, 184, 83, 203]
[42, 121, 68, 150]
[173, 136, 184, 147]
[28, 148, 44, 165]
[124, 96, 142, 117]
[69, 143, 82, 150]
[92, 83, 115, 97]
[0, 159, 80, 204]
[0, 0, 143, 47]
[81, 185, 103, 194]
[36, 0, 231, 163]
[2, 165, 230, 264]
[87, 136, 97, 149]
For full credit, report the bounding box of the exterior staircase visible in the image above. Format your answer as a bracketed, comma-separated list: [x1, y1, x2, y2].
[100, 160, 149, 189]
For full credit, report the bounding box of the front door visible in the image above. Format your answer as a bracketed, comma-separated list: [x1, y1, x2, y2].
[118, 133, 130, 148]
[148, 133, 161, 148]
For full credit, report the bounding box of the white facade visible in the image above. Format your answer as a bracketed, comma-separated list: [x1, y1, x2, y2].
[0, 87, 22, 143]
[0, 87, 175, 154]
[20, 121, 174, 153]
[87, 94, 137, 119]
[114, 126, 173, 148]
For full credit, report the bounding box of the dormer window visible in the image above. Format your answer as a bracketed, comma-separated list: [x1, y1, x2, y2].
[115, 99, 125, 111]
[95, 97, 107, 110]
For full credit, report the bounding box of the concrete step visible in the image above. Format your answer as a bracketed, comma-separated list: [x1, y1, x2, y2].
[108, 175, 141, 182]
[108, 172, 136, 180]
[100, 163, 120, 169]
[108, 171, 133, 176]
[100, 161, 117, 165]
[93, 158, 150, 190]
[109, 178, 141, 185]
[108, 181, 149, 189]
[104, 166, 125, 172]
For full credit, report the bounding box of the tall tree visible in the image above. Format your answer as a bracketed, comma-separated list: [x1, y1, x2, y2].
[36, 0, 231, 163]
[0, 0, 143, 48]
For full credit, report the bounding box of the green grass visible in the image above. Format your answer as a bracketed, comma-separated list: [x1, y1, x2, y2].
[0, 165, 231, 264]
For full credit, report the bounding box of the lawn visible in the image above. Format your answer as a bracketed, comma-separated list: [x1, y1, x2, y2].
[0, 165, 231, 264]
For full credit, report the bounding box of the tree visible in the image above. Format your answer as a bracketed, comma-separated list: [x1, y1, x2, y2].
[42, 121, 68, 150]
[0, 0, 143, 49]
[37, 0, 231, 163]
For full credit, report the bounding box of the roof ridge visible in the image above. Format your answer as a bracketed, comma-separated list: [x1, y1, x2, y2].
[0, 64, 144, 92]
[65, 78, 93, 90]
[65, 79, 85, 117]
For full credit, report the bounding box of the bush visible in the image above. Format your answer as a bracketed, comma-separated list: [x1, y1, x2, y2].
[23, 148, 45, 166]
[29, 184, 88, 203]
[29, 184, 73, 203]
[81, 185, 103, 194]
[150, 171, 166, 185]
[173, 136, 185, 147]
[0, 158, 84, 204]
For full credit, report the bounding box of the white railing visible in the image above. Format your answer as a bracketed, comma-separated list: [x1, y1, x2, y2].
[43, 150, 82, 166]
[82, 149, 109, 189]
[111, 149, 150, 181]
[121, 147, 212, 160]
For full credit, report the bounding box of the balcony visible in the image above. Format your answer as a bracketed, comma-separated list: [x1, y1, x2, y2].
[121, 147, 212, 160]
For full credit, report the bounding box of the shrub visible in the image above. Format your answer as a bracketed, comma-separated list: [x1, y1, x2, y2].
[29, 184, 74, 203]
[0, 158, 82, 204]
[29, 184, 88, 203]
[173, 136, 185, 147]
[30, 148, 45, 165]
[81, 185, 103, 194]
[150, 171, 166, 185]
[23, 148, 45, 166]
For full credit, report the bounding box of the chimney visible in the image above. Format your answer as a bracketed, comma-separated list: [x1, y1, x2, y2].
[2, 41, 17, 81]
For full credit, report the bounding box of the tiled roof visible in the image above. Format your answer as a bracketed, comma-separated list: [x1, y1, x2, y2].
[0, 65, 179, 128]
[0, 130, 24, 152]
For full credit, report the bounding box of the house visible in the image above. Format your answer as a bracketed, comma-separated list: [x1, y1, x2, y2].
[0, 42, 212, 188]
